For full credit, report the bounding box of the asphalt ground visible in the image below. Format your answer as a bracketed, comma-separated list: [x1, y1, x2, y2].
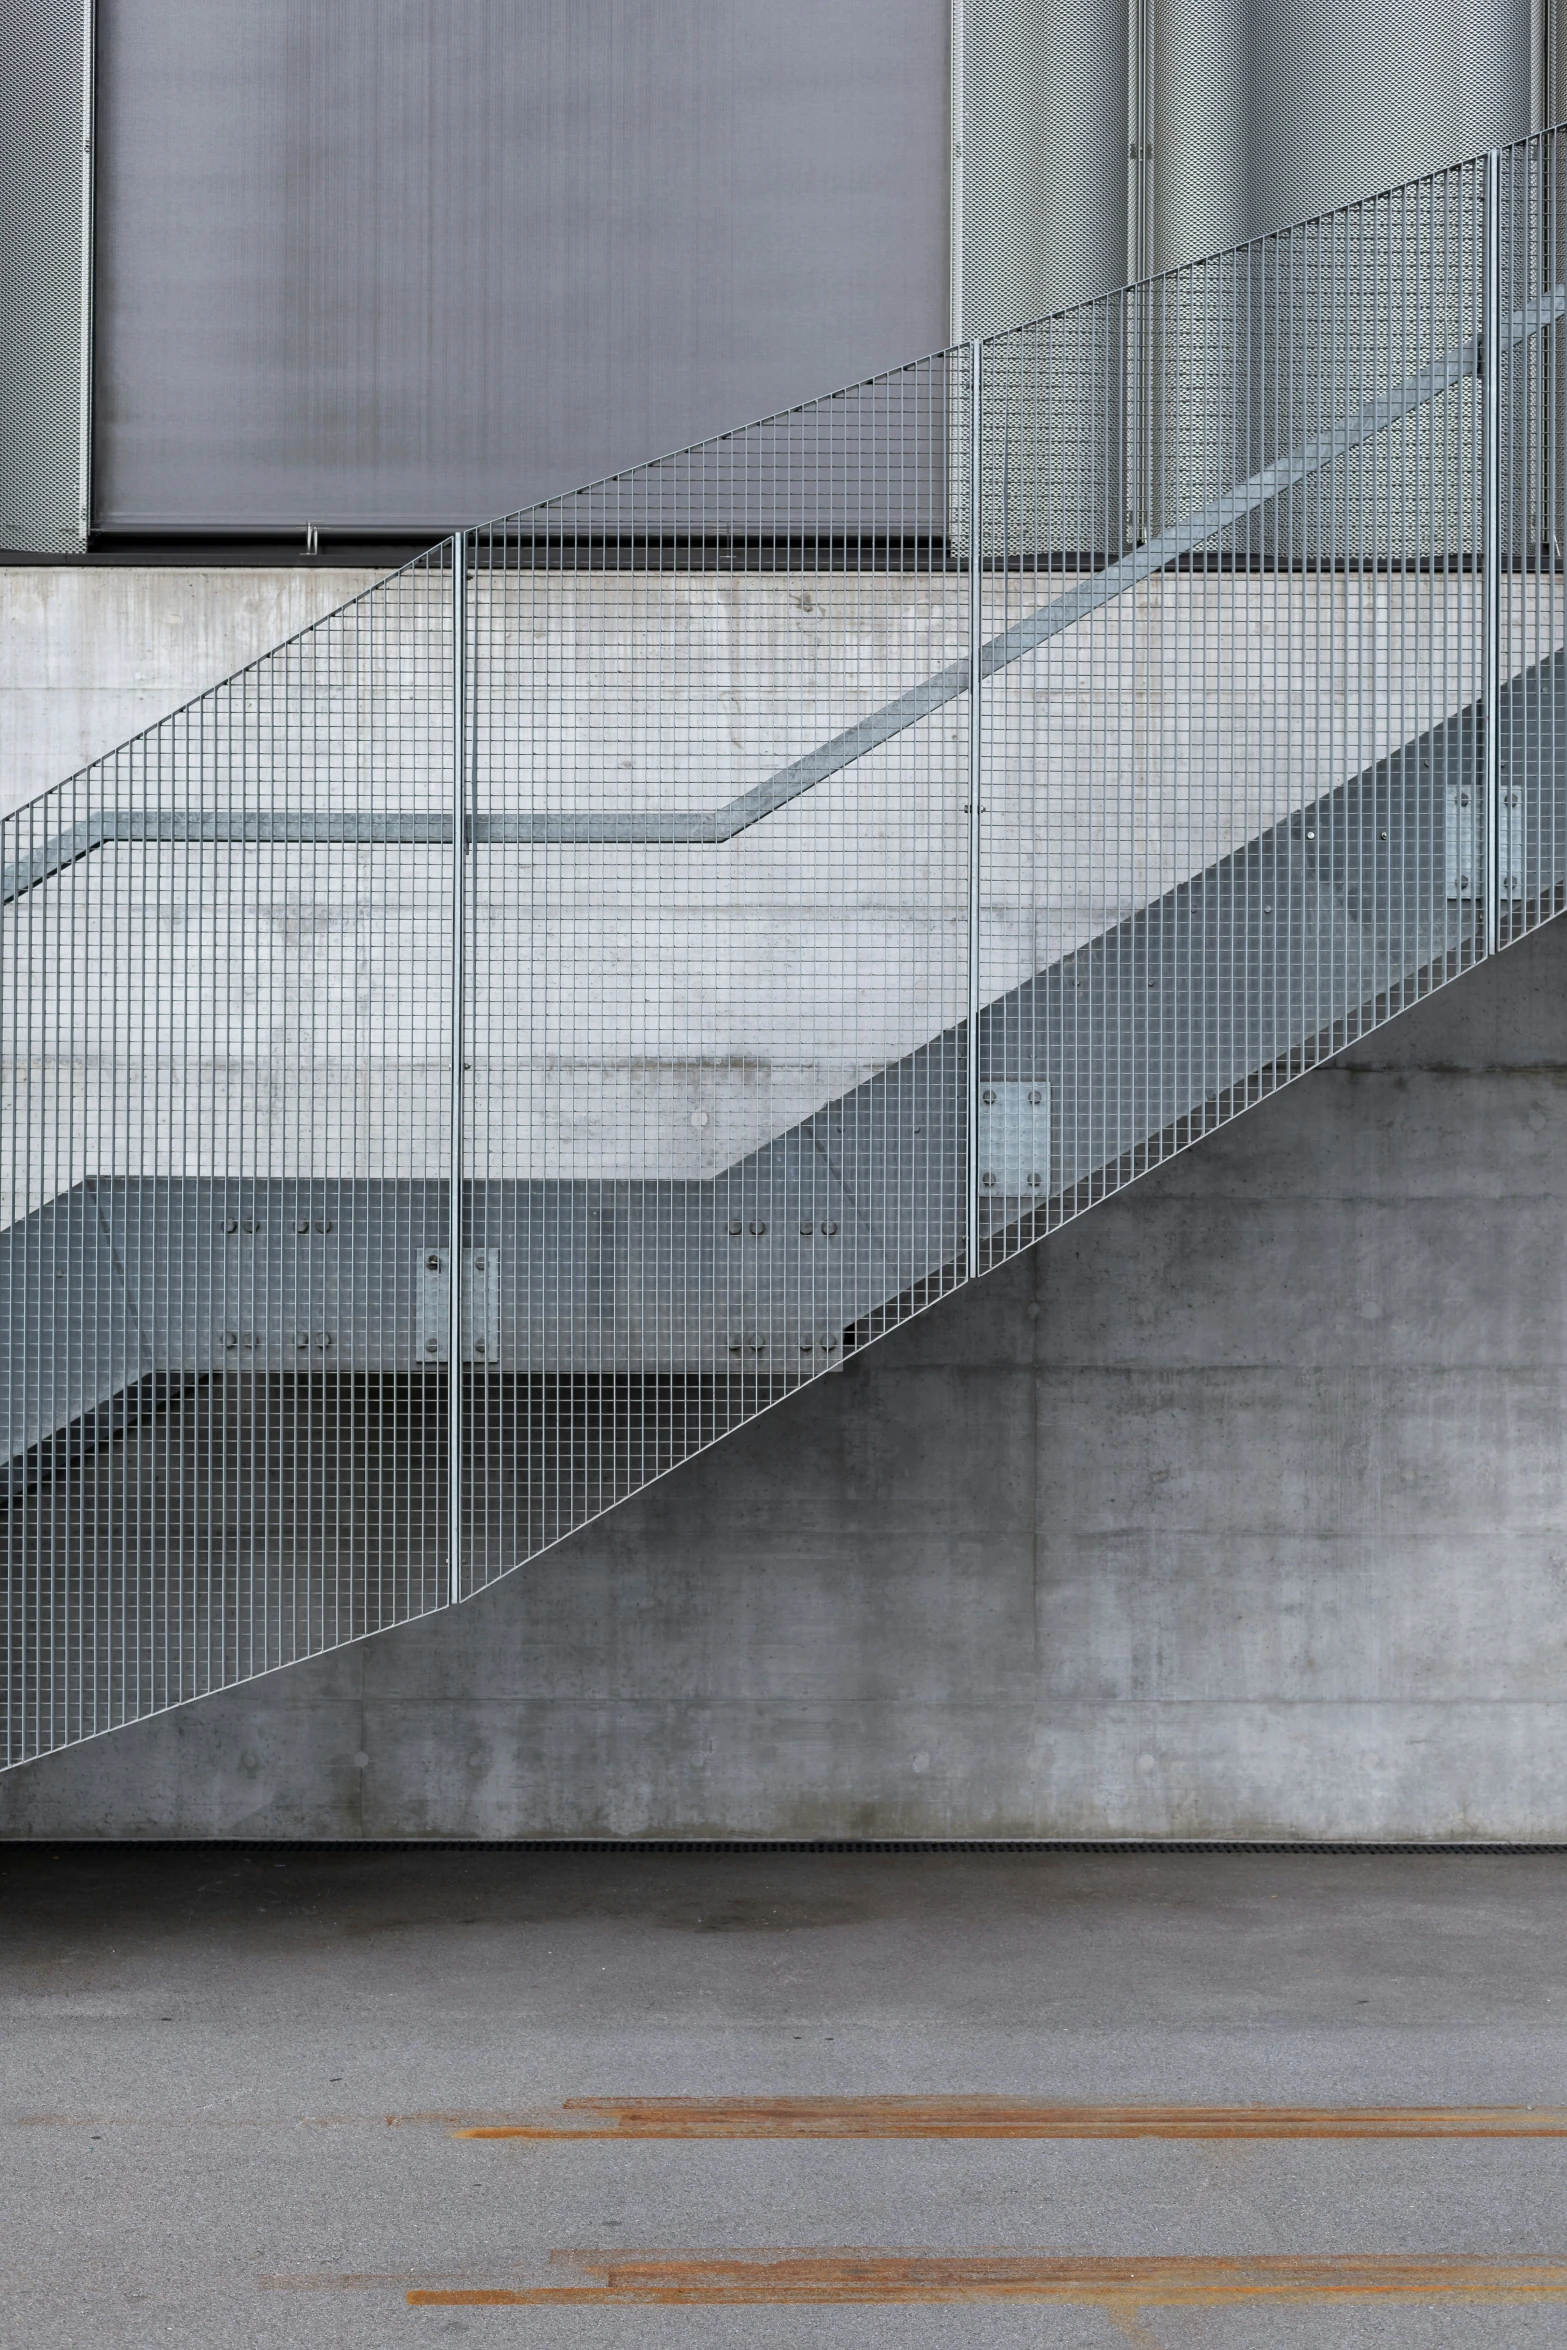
[5, 1842, 1567, 2346]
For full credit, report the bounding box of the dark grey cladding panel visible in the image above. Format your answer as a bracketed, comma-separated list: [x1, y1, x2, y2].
[0, 0, 86, 552]
[91, 0, 950, 536]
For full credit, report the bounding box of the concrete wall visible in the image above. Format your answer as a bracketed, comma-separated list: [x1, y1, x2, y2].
[7, 907, 1567, 1840]
[0, 566, 385, 814]
[9, 564, 1559, 1214]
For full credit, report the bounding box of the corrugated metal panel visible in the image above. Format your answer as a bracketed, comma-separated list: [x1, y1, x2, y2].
[0, 0, 88, 553]
[90, 0, 949, 537]
[1153, 0, 1535, 270]
[1145, 0, 1536, 563]
[955, 0, 1540, 565]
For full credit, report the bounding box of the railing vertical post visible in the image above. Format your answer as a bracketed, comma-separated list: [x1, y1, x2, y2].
[448, 530, 468, 1606]
[77, 0, 95, 545]
[966, 338, 983, 1279]
[1483, 149, 1502, 959]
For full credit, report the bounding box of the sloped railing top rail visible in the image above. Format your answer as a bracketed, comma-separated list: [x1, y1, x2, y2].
[8, 267, 1567, 904]
[5, 136, 1567, 1767]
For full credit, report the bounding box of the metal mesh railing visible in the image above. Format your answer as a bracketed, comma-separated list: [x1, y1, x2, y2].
[6, 134, 1567, 1764]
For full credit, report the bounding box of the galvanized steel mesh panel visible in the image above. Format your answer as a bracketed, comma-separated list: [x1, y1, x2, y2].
[1133, 178, 1487, 562]
[461, 360, 968, 1588]
[6, 137, 1567, 1764]
[1497, 136, 1567, 940]
[0, 0, 86, 551]
[979, 170, 1486, 1270]
[3, 556, 455, 1761]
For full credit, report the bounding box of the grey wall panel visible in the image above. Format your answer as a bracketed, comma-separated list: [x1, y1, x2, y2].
[1154, 0, 1534, 273]
[92, 1, 950, 536]
[1, 0, 87, 551]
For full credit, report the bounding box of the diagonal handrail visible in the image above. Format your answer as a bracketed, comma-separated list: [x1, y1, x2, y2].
[5, 282, 1562, 907]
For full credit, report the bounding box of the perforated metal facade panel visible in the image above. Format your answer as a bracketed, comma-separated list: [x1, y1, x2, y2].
[957, 0, 1129, 340]
[1153, 0, 1535, 272]
[0, 0, 87, 552]
[955, 0, 1543, 566]
[4, 3, 1545, 545]
[956, 0, 1540, 336]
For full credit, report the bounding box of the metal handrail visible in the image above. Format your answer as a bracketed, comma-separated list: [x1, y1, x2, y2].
[6, 278, 1560, 904]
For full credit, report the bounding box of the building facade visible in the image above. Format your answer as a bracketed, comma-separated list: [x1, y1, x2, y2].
[3, 0, 1553, 554]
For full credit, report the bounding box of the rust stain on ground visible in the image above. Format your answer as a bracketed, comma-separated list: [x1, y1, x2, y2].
[445, 2097, 1567, 2141]
[29, 2098, 1564, 2142]
[404, 2251, 1567, 2307]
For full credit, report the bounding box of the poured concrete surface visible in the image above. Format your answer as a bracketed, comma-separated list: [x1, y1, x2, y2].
[14, 567, 1541, 1203]
[4, 1844, 1567, 2345]
[10, 912, 1567, 1839]
[0, 568, 386, 814]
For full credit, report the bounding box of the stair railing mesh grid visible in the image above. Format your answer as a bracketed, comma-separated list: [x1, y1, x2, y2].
[4, 134, 1565, 1764]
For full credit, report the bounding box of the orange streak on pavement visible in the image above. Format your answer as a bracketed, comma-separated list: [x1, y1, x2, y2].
[446, 2097, 1567, 2141]
[406, 2252, 1567, 2307]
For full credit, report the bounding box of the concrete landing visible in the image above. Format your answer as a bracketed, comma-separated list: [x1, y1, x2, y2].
[3, 1843, 1566, 2344]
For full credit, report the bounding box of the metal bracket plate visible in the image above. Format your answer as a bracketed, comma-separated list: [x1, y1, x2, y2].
[1446, 778, 1479, 898]
[1499, 783, 1524, 899]
[1447, 782, 1523, 900]
[977, 1081, 1051, 1196]
[415, 1247, 501, 1364]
